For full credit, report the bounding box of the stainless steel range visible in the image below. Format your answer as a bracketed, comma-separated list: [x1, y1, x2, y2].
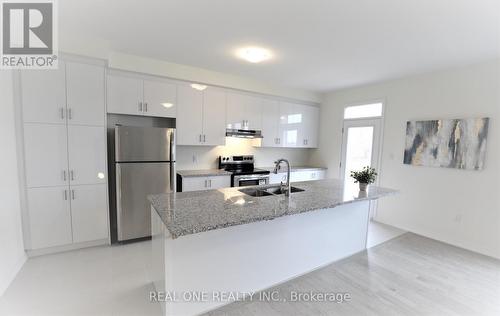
[218, 155, 270, 187]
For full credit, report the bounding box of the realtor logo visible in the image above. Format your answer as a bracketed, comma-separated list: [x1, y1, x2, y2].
[1, 0, 58, 69]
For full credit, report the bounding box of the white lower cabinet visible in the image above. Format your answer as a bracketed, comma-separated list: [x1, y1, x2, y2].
[269, 169, 326, 184]
[27, 184, 108, 250]
[70, 184, 109, 243]
[27, 186, 73, 249]
[181, 175, 231, 192]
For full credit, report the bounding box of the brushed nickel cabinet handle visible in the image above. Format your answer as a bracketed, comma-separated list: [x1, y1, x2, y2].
[70, 170, 74, 181]
[63, 170, 67, 181]
[203, 134, 206, 142]
[60, 107, 65, 119]
[68, 108, 72, 120]
[71, 190, 75, 200]
[63, 190, 67, 200]
[144, 102, 148, 112]
[139, 102, 143, 112]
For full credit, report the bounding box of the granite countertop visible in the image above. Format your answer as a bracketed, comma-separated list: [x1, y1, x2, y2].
[177, 169, 232, 177]
[260, 166, 327, 173]
[149, 179, 396, 239]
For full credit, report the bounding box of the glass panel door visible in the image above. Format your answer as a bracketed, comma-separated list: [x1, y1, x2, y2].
[341, 119, 382, 191]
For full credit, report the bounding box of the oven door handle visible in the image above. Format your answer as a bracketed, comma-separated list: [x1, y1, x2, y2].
[235, 176, 268, 181]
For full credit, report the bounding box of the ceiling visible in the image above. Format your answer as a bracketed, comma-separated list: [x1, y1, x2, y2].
[60, 0, 500, 92]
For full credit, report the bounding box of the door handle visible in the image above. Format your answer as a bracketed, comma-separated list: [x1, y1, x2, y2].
[144, 102, 148, 112]
[204, 179, 207, 188]
[199, 134, 202, 143]
[209, 179, 212, 187]
[71, 190, 75, 200]
[60, 107, 65, 120]
[139, 102, 143, 112]
[62, 170, 67, 181]
[203, 134, 206, 142]
[68, 108, 72, 120]
[63, 190, 67, 200]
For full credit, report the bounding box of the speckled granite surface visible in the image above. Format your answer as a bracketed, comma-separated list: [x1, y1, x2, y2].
[149, 179, 396, 239]
[177, 169, 232, 177]
[260, 166, 327, 173]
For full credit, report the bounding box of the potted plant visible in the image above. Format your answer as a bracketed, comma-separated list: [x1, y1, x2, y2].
[350, 166, 377, 191]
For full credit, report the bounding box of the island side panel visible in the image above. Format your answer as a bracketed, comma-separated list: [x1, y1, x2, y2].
[151, 206, 166, 313]
[162, 200, 371, 316]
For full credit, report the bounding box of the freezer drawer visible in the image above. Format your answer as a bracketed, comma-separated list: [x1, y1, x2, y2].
[116, 162, 174, 241]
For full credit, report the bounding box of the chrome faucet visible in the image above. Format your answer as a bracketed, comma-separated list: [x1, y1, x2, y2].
[273, 158, 291, 196]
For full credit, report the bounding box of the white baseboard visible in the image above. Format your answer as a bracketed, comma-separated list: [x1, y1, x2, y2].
[26, 239, 109, 257]
[0, 252, 27, 296]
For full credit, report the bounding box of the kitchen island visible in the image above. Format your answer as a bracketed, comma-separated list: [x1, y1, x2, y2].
[149, 179, 396, 316]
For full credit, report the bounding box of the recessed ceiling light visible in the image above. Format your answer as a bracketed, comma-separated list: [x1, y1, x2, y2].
[191, 83, 208, 91]
[236, 46, 273, 63]
[161, 103, 174, 108]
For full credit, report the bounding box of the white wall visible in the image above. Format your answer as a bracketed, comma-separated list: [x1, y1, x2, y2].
[0, 71, 26, 295]
[310, 59, 500, 259]
[177, 137, 311, 170]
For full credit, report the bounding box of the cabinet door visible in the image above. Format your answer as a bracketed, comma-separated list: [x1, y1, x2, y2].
[226, 93, 262, 130]
[70, 184, 109, 243]
[21, 61, 66, 124]
[261, 99, 280, 147]
[67, 125, 106, 185]
[143, 79, 177, 118]
[27, 186, 72, 249]
[202, 89, 226, 146]
[279, 102, 304, 148]
[24, 124, 69, 188]
[107, 74, 143, 115]
[181, 177, 209, 192]
[207, 176, 231, 189]
[66, 62, 105, 126]
[177, 85, 203, 145]
[301, 105, 320, 148]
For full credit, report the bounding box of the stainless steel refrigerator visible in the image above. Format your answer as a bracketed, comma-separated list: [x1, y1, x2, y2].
[114, 126, 176, 242]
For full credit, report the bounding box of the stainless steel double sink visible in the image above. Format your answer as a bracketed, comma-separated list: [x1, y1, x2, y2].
[238, 186, 305, 197]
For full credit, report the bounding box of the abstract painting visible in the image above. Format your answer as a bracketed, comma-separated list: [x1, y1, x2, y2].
[403, 118, 489, 170]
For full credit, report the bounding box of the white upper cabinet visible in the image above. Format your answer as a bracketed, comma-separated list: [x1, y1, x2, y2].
[177, 85, 203, 145]
[107, 73, 178, 118]
[226, 93, 262, 130]
[67, 125, 107, 186]
[66, 62, 105, 126]
[276, 102, 319, 148]
[70, 184, 109, 243]
[301, 105, 319, 148]
[143, 79, 177, 118]
[177, 85, 227, 146]
[107, 74, 143, 116]
[21, 61, 67, 125]
[202, 88, 226, 146]
[261, 99, 281, 147]
[24, 124, 69, 188]
[279, 101, 304, 148]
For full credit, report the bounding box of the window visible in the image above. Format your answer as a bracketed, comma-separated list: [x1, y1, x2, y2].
[344, 102, 383, 119]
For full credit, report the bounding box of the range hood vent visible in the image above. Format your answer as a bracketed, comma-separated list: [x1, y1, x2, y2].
[225, 128, 263, 139]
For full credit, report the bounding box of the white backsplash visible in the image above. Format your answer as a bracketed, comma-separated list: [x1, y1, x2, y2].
[176, 137, 311, 170]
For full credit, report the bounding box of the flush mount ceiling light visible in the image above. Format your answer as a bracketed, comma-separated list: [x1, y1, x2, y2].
[191, 83, 208, 91]
[161, 103, 174, 108]
[236, 46, 273, 63]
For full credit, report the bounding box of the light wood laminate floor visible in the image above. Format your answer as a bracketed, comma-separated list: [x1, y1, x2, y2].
[206, 233, 500, 316]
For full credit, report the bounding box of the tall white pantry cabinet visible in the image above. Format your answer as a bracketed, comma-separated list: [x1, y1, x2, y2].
[20, 59, 109, 252]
